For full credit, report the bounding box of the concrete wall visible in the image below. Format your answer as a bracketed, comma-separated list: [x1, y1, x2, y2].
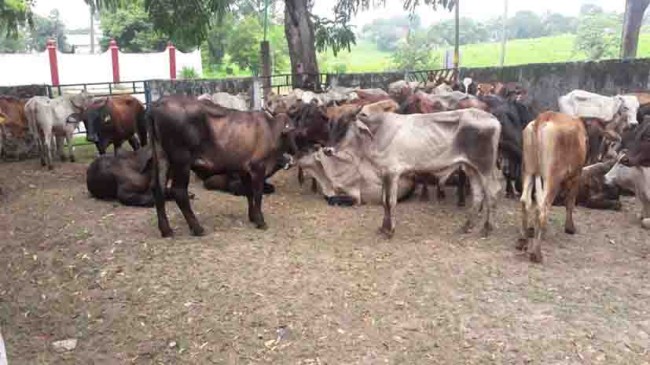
[460, 58, 650, 110]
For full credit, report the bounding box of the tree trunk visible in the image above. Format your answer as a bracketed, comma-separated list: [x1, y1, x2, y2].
[284, 0, 320, 90]
[621, 0, 650, 59]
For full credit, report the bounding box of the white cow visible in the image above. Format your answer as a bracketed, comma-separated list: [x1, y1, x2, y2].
[604, 157, 650, 230]
[333, 100, 501, 237]
[25, 91, 91, 169]
[559, 89, 640, 127]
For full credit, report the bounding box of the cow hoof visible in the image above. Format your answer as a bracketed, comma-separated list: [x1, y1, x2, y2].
[191, 227, 206, 236]
[40, 160, 46, 166]
[460, 220, 473, 233]
[48, 165, 54, 171]
[378, 227, 394, 239]
[69, 156, 76, 163]
[256, 222, 268, 230]
[516, 238, 528, 251]
[480, 222, 494, 237]
[161, 229, 174, 238]
[529, 250, 543, 263]
[564, 226, 576, 235]
[505, 192, 515, 199]
[60, 155, 68, 162]
[526, 227, 535, 238]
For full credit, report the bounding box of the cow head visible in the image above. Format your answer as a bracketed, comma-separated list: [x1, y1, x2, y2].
[616, 95, 640, 127]
[82, 98, 111, 143]
[619, 121, 650, 167]
[604, 153, 639, 193]
[69, 90, 93, 112]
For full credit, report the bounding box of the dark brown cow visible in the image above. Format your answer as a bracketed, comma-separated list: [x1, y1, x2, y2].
[81, 95, 146, 155]
[518, 112, 588, 262]
[621, 120, 650, 167]
[149, 96, 295, 237]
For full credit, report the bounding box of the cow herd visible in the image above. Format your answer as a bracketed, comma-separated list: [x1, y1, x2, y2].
[1, 78, 649, 263]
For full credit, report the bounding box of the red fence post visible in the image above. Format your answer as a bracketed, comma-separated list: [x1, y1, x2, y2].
[110, 39, 120, 83]
[168, 42, 176, 80]
[47, 39, 59, 86]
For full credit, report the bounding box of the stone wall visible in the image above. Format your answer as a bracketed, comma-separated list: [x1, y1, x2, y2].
[460, 59, 650, 109]
[0, 84, 49, 99]
[326, 71, 407, 90]
[147, 78, 255, 104]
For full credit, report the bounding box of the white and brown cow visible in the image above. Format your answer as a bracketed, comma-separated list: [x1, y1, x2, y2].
[518, 112, 588, 263]
[25, 91, 92, 169]
[330, 100, 501, 238]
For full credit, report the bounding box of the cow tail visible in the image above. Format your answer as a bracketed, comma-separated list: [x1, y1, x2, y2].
[136, 106, 148, 147]
[147, 109, 165, 199]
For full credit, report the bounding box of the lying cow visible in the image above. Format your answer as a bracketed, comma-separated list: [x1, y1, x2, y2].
[559, 90, 639, 129]
[329, 100, 501, 238]
[605, 157, 650, 230]
[87, 147, 289, 207]
[25, 91, 92, 169]
[518, 112, 588, 263]
[82, 95, 146, 155]
[298, 101, 415, 205]
[553, 160, 622, 211]
[148, 96, 295, 237]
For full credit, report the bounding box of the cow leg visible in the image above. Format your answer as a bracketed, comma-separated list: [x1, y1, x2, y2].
[66, 130, 75, 162]
[128, 135, 141, 151]
[504, 175, 515, 199]
[517, 173, 535, 251]
[311, 178, 318, 193]
[250, 164, 267, 229]
[113, 141, 123, 156]
[239, 172, 256, 223]
[530, 176, 556, 263]
[420, 183, 429, 201]
[297, 167, 305, 186]
[170, 164, 204, 236]
[562, 175, 580, 234]
[379, 174, 399, 238]
[36, 130, 46, 166]
[55, 136, 67, 162]
[43, 129, 54, 169]
[457, 169, 467, 207]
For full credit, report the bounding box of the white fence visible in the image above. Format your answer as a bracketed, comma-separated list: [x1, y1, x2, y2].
[0, 47, 202, 86]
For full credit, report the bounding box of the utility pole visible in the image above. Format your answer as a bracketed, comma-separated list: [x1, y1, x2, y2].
[89, 5, 95, 54]
[453, 0, 460, 80]
[260, 0, 272, 99]
[499, 0, 508, 66]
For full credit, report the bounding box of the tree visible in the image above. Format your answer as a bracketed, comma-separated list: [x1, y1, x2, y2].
[508, 11, 544, 39]
[575, 11, 621, 60]
[362, 15, 418, 51]
[427, 17, 489, 46]
[27, 10, 70, 52]
[621, 0, 650, 59]
[0, 0, 33, 36]
[542, 12, 578, 35]
[391, 31, 440, 70]
[0, 29, 27, 52]
[99, 0, 168, 52]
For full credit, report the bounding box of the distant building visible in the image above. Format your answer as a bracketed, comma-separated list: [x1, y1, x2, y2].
[65, 18, 101, 54]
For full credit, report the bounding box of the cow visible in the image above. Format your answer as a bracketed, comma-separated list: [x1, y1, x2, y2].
[604, 156, 650, 230]
[25, 91, 92, 169]
[0, 96, 34, 159]
[326, 100, 501, 238]
[620, 118, 650, 167]
[81, 95, 146, 155]
[553, 160, 622, 211]
[517, 112, 588, 263]
[148, 95, 295, 237]
[86, 147, 159, 206]
[559, 90, 639, 129]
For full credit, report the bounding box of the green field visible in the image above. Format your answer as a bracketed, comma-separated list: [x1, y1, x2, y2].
[317, 33, 650, 73]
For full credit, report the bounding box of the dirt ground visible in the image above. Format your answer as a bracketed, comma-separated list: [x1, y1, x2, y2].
[0, 154, 649, 364]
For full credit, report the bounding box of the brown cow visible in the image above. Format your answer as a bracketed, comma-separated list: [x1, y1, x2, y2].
[148, 96, 295, 237]
[0, 97, 32, 159]
[518, 112, 587, 262]
[81, 95, 146, 155]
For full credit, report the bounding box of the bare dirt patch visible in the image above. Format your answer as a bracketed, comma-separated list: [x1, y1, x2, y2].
[1, 159, 649, 364]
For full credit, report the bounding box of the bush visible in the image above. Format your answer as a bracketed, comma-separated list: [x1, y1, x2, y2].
[180, 67, 199, 79]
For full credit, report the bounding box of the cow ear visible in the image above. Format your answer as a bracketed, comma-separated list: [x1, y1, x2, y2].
[355, 120, 373, 140]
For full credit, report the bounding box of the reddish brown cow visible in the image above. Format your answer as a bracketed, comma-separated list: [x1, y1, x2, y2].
[81, 95, 146, 155]
[0, 97, 28, 140]
[518, 112, 587, 262]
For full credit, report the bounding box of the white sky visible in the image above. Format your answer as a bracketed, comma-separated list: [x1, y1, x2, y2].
[34, 0, 624, 30]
